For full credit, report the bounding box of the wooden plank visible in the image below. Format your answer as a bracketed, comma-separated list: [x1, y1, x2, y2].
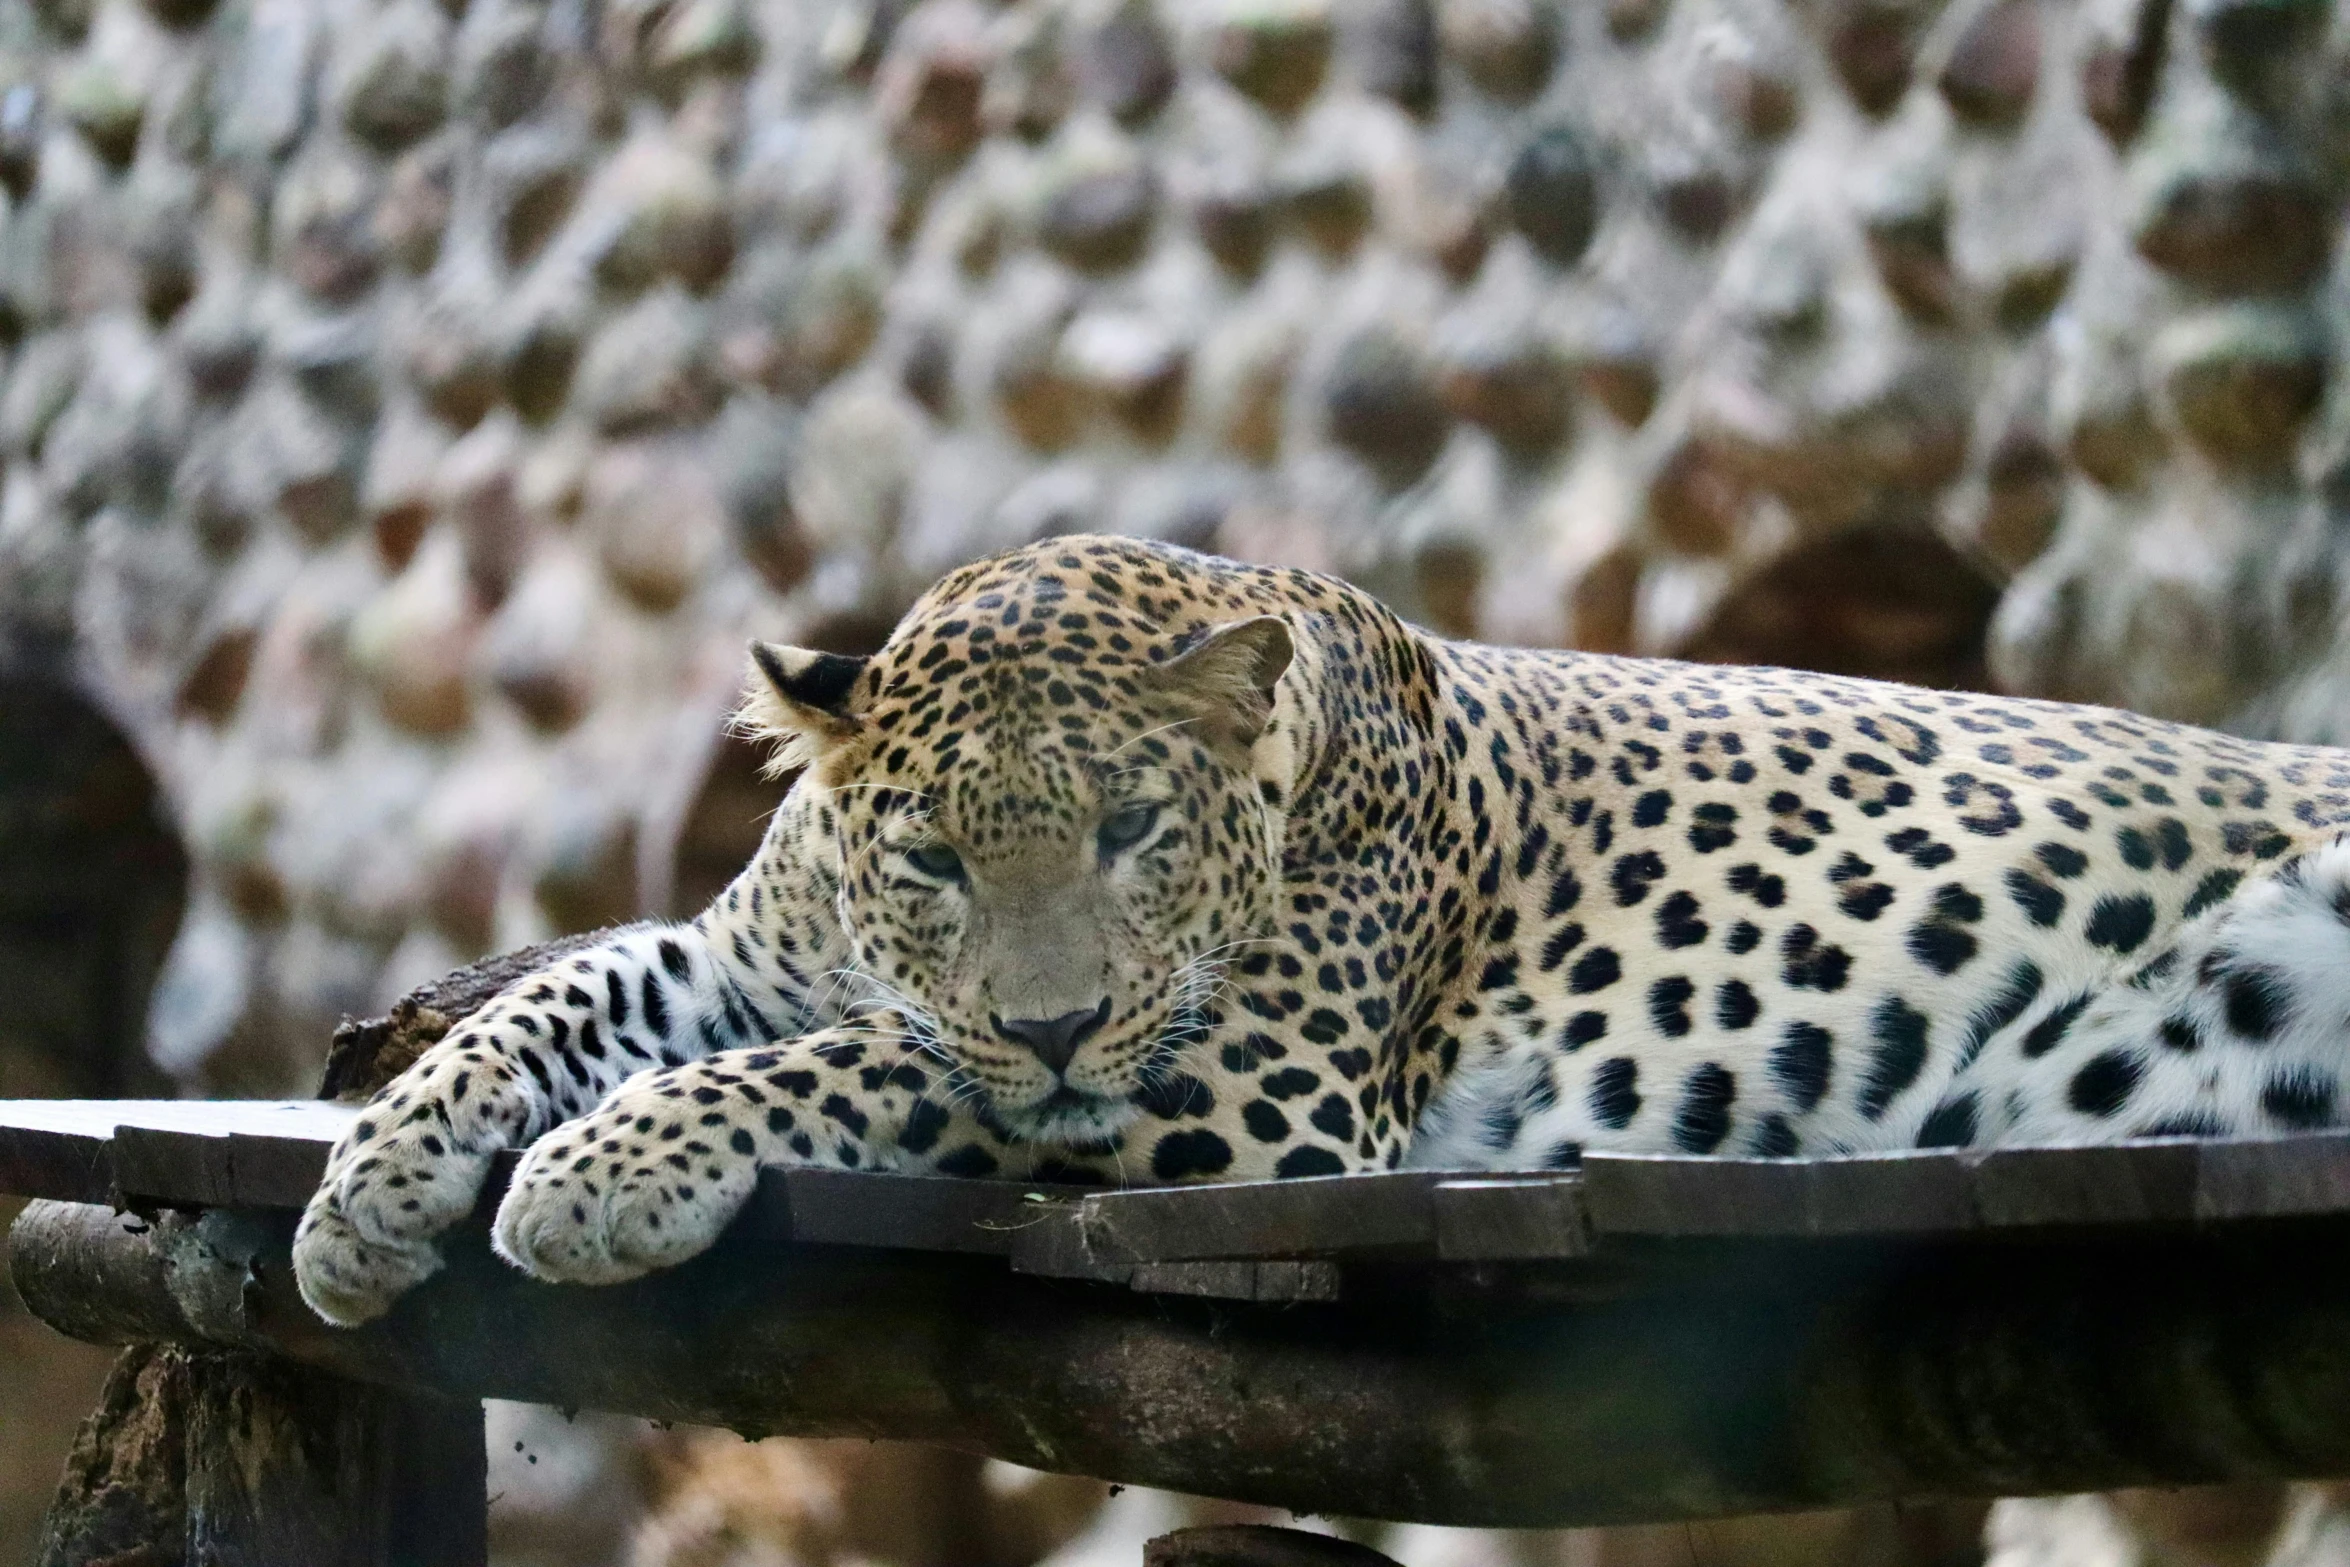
[1582, 1151, 1976, 1237]
[2195, 1132, 2350, 1220]
[1127, 1260, 1344, 1303]
[0, 1111, 115, 1204]
[1969, 1141, 2201, 1228]
[15, 1101, 2350, 1257]
[773, 1168, 1087, 1256]
[0, 1102, 354, 1207]
[1007, 1207, 1134, 1283]
[1074, 1172, 1446, 1263]
[1433, 1177, 1591, 1260]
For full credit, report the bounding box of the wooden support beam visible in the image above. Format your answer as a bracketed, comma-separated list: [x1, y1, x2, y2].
[17, 1190, 2350, 1529]
[33, 1339, 485, 1567]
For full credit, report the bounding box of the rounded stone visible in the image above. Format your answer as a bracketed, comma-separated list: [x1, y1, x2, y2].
[1070, 0, 1175, 122]
[875, 0, 991, 164]
[500, 290, 588, 425]
[361, 397, 450, 571]
[1432, 320, 1573, 454]
[529, 792, 639, 934]
[1037, 157, 1156, 271]
[273, 146, 385, 303]
[31, 0, 95, 41]
[1275, 144, 1371, 256]
[479, 537, 595, 729]
[2154, 305, 2325, 469]
[452, 0, 551, 128]
[1058, 309, 1187, 439]
[1322, 327, 1451, 484]
[56, 58, 146, 166]
[1192, 172, 1277, 275]
[483, 125, 585, 267]
[1652, 159, 1739, 243]
[1, 330, 87, 458]
[1438, 0, 1555, 99]
[983, 1, 1074, 140]
[247, 375, 360, 542]
[708, 394, 811, 595]
[2187, 0, 2325, 71]
[1644, 437, 1747, 555]
[1208, 0, 1334, 115]
[1711, 55, 1801, 140]
[435, 411, 532, 604]
[1504, 126, 1600, 267]
[1605, 0, 1664, 40]
[1975, 427, 2065, 570]
[347, 526, 479, 736]
[0, 82, 43, 198]
[644, 0, 757, 93]
[1867, 209, 1956, 323]
[583, 131, 734, 294]
[1828, 0, 1921, 116]
[719, 238, 885, 399]
[333, 0, 452, 152]
[2055, 334, 2165, 491]
[2129, 133, 2328, 294]
[1343, 0, 1438, 113]
[571, 287, 720, 435]
[402, 286, 503, 430]
[1938, 0, 2040, 128]
[581, 435, 725, 610]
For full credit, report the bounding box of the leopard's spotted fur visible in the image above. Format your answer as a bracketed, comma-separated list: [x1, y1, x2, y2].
[296, 537, 2350, 1324]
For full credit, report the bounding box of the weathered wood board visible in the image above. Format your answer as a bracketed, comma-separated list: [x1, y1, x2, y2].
[9, 1100, 2350, 1274]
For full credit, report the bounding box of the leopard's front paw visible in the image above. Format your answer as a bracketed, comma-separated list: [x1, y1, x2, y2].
[292, 1196, 446, 1327]
[294, 1053, 528, 1325]
[491, 1104, 761, 1285]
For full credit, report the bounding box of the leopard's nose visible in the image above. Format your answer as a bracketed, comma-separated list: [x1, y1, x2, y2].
[991, 998, 1111, 1073]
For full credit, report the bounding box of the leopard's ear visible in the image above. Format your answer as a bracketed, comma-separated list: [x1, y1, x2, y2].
[736, 642, 870, 776]
[1151, 616, 1293, 747]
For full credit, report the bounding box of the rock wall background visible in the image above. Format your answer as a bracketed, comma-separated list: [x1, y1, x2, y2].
[4, 0, 2350, 1556]
[2, 0, 2343, 1098]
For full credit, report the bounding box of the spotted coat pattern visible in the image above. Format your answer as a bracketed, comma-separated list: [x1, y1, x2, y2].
[296, 537, 2350, 1325]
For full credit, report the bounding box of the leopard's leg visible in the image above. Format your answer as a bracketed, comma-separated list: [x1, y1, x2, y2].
[294, 923, 793, 1325]
[492, 1018, 1014, 1283]
[493, 966, 1436, 1285]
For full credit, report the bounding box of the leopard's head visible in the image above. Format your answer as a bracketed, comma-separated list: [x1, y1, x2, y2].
[740, 542, 1298, 1145]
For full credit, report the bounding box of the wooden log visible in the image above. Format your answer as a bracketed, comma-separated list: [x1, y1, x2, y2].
[1146, 1527, 1403, 1567]
[181, 1353, 485, 1567]
[30, 1333, 485, 1567]
[34, 1344, 186, 1567]
[18, 1195, 2350, 1528]
[318, 932, 609, 1103]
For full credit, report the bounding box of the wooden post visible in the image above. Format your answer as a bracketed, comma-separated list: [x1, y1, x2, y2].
[36, 1342, 485, 1567]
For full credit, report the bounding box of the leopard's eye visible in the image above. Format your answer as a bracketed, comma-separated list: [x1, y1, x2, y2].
[1097, 802, 1161, 857]
[904, 842, 966, 883]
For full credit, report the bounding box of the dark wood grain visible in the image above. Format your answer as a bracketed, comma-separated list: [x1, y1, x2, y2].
[1072, 1172, 1446, 1262]
[11, 1102, 2350, 1258]
[24, 1193, 2350, 1528]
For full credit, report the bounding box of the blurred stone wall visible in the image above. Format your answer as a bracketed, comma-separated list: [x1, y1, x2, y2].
[4, 0, 2342, 1093]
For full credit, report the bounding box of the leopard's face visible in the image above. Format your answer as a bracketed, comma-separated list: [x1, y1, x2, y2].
[829, 704, 1283, 1143]
[744, 548, 1297, 1147]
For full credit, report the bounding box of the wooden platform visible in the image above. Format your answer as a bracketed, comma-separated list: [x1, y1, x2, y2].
[10, 1099, 2350, 1298]
[15, 1098, 2350, 1533]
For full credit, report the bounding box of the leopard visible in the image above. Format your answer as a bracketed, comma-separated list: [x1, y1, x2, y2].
[295, 534, 2350, 1326]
